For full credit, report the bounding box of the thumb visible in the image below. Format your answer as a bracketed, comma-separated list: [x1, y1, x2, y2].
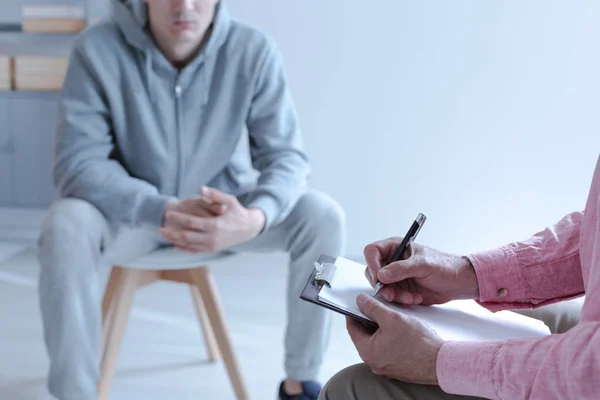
[377, 258, 428, 284]
[201, 186, 237, 206]
[356, 294, 393, 325]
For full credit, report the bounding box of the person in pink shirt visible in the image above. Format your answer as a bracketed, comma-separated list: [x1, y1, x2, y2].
[319, 154, 600, 400]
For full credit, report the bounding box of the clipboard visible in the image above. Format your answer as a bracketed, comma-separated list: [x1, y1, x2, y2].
[300, 254, 379, 330]
[300, 255, 552, 341]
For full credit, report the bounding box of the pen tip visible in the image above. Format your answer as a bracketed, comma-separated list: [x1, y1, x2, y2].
[373, 283, 382, 297]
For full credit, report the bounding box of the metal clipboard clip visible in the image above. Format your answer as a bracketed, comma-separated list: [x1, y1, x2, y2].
[313, 261, 337, 287]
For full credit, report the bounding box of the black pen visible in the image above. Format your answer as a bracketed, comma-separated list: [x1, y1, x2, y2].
[373, 213, 427, 296]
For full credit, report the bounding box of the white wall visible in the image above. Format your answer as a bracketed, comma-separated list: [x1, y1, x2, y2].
[226, 0, 600, 258]
[2, 0, 598, 258]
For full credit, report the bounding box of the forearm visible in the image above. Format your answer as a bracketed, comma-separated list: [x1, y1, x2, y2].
[465, 212, 584, 311]
[437, 320, 599, 399]
[56, 158, 172, 228]
[244, 157, 308, 229]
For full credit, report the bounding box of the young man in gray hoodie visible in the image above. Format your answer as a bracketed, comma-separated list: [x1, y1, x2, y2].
[37, 0, 345, 399]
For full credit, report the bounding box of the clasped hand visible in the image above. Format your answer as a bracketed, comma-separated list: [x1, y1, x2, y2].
[158, 186, 265, 253]
[346, 237, 480, 385]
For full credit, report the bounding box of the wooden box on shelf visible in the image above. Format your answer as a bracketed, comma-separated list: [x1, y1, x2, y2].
[13, 56, 69, 91]
[0, 56, 13, 90]
[22, 4, 86, 34]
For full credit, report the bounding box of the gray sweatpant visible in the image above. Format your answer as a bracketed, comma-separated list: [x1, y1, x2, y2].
[37, 189, 346, 400]
[319, 297, 585, 400]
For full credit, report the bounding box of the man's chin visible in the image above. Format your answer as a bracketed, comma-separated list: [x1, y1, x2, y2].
[171, 25, 202, 40]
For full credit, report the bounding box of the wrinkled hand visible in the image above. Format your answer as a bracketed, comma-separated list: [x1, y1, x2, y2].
[158, 187, 265, 253]
[364, 238, 479, 306]
[347, 294, 444, 385]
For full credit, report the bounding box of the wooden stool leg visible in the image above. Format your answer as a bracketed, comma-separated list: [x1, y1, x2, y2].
[189, 284, 220, 362]
[190, 268, 248, 400]
[98, 268, 140, 400]
[102, 267, 123, 327]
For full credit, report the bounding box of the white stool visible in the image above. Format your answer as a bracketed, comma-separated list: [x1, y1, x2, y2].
[99, 248, 248, 400]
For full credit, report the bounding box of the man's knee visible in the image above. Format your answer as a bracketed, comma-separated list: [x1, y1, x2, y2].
[320, 364, 373, 400]
[539, 297, 584, 334]
[293, 190, 346, 237]
[515, 297, 584, 334]
[39, 198, 107, 250]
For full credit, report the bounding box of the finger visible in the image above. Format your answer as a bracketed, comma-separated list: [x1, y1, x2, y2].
[158, 228, 191, 246]
[201, 186, 238, 206]
[363, 244, 382, 283]
[390, 243, 414, 264]
[413, 293, 423, 304]
[377, 257, 429, 284]
[164, 211, 205, 231]
[364, 267, 375, 287]
[163, 216, 187, 230]
[400, 242, 414, 260]
[406, 278, 423, 304]
[164, 211, 220, 232]
[364, 238, 398, 282]
[174, 245, 198, 254]
[393, 289, 416, 305]
[380, 286, 395, 302]
[198, 197, 228, 215]
[391, 280, 416, 305]
[356, 294, 395, 326]
[174, 244, 215, 254]
[345, 316, 373, 350]
[158, 227, 213, 248]
[171, 239, 218, 253]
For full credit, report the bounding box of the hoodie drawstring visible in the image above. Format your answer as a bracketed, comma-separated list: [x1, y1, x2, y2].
[145, 51, 156, 103]
[203, 67, 210, 105]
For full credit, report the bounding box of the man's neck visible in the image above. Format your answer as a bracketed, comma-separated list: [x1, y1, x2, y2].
[151, 26, 213, 70]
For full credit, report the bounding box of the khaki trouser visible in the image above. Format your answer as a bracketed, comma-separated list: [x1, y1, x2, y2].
[319, 297, 585, 400]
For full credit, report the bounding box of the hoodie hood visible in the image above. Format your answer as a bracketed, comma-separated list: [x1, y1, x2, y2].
[111, 0, 232, 102]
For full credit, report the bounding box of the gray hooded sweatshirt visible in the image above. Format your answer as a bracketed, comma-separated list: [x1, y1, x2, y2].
[54, 0, 309, 230]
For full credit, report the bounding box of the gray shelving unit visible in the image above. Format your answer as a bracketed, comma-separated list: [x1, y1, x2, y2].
[0, 0, 112, 208]
[0, 91, 60, 207]
[0, 0, 106, 27]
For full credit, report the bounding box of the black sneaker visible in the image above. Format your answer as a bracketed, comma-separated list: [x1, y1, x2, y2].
[278, 380, 321, 400]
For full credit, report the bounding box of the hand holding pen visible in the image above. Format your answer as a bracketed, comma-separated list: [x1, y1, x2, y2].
[369, 213, 426, 298]
[365, 213, 480, 305]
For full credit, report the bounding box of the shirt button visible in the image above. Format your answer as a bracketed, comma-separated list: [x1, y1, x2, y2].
[498, 288, 508, 297]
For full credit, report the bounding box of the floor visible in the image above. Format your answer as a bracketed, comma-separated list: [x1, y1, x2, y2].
[0, 208, 361, 400]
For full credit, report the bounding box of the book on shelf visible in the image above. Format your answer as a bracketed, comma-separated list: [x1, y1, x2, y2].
[13, 56, 69, 91]
[22, 4, 86, 34]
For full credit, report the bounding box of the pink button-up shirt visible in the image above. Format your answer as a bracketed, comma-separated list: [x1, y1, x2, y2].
[436, 154, 600, 399]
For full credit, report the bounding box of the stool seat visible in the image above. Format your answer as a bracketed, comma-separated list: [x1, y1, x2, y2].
[121, 246, 234, 270]
[99, 248, 248, 400]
